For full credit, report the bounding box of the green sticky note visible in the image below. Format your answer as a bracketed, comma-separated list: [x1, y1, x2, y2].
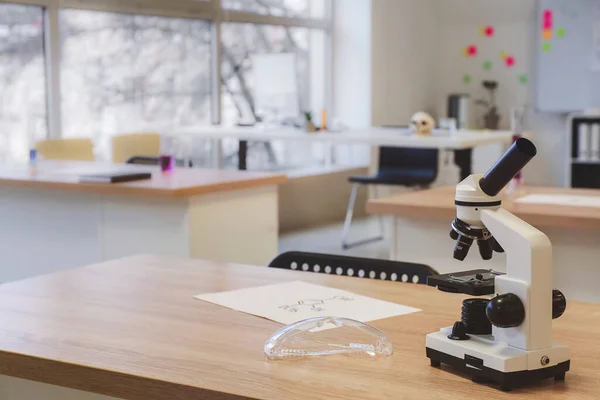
[463, 74, 472, 84]
[557, 28, 565, 38]
[483, 60, 493, 71]
[519, 74, 529, 85]
[542, 42, 552, 52]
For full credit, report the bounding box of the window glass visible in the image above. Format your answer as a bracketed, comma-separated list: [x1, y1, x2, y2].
[60, 9, 212, 158]
[223, 0, 326, 19]
[221, 22, 326, 170]
[0, 3, 47, 163]
[221, 23, 311, 125]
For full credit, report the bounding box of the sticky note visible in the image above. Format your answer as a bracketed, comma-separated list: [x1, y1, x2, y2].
[500, 51, 509, 60]
[543, 29, 553, 40]
[543, 9, 553, 30]
[519, 74, 529, 85]
[481, 26, 494, 37]
[483, 61, 493, 71]
[557, 27, 565, 38]
[465, 45, 478, 57]
[505, 56, 515, 67]
[463, 74, 472, 84]
[542, 42, 552, 52]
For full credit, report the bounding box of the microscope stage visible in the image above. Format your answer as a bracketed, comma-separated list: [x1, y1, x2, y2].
[427, 269, 504, 296]
[426, 328, 570, 391]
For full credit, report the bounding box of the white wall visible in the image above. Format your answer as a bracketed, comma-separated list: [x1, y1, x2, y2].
[332, 0, 371, 128]
[433, 0, 534, 129]
[366, 0, 569, 186]
[331, 0, 372, 166]
[370, 0, 437, 126]
[433, 0, 567, 186]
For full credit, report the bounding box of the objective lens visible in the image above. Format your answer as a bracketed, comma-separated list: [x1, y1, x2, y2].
[490, 237, 504, 253]
[453, 235, 473, 261]
[477, 239, 493, 260]
[449, 229, 459, 240]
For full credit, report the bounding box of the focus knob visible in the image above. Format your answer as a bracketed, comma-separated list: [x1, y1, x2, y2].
[448, 321, 469, 341]
[553, 289, 567, 319]
[486, 293, 525, 328]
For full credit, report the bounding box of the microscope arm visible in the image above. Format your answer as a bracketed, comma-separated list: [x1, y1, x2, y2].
[481, 208, 553, 350]
[480, 208, 552, 283]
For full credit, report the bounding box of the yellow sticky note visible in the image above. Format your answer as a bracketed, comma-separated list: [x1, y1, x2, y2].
[543, 29, 553, 40]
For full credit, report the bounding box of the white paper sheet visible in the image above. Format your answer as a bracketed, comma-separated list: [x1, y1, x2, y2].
[194, 281, 421, 326]
[516, 194, 600, 208]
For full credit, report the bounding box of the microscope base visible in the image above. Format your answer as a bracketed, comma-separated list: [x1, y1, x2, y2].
[426, 329, 570, 391]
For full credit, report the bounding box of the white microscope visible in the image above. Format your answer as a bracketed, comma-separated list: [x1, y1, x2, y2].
[426, 138, 570, 391]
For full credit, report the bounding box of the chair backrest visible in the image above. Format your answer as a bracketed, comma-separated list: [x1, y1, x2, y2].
[36, 138, 95, 161]
[269, 251, 437, 284]
[379, 146, 438, 171]
[112, 133, 161, 163]
[126, 156, 190, 168]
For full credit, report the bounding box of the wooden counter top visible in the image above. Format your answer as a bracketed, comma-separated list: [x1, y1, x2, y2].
[0, 161, 287, 198]
[367, 186, 600, 229]
[0, 255, 598, 399]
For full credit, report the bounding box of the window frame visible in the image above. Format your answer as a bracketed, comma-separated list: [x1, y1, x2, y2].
[0, 0, 333, 138]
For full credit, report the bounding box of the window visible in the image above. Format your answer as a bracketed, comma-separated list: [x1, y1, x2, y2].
[223, 0, 326, 19]
[221, 23, 311, 125]
[0, 3, 47, 163]
[1, 0, 331, 170]
[221, 22, 326, 169]
[60, 9, 212, 158]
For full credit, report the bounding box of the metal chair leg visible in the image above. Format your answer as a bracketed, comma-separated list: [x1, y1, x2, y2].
[341, 184, 384, 250]
[341, 184, 359, 248]
[373, 185, 385, 239]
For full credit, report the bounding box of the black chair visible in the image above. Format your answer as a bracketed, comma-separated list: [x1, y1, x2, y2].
[125, 156, 192, 168]
[342, 146, 439, 249]
[269, 251, 437, 285]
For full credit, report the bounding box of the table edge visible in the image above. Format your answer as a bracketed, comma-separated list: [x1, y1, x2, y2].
[0, 351, 248, 400]
[0, 175, 287, 199]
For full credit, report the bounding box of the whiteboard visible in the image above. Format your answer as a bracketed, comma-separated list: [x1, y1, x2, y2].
[536, 0, 600, 112]
[251, 53, 300, 119]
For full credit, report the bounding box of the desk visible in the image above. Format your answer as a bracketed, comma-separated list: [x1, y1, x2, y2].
[174, 126, 513, 148]
[172, 126, 513, 174]
[0, 255, 597, 400]
[0, 162, 286, 283]
[367, 186, 600, 302]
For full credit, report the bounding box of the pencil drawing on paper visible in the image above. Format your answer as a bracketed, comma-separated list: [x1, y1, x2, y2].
[279, 296, 354, 312]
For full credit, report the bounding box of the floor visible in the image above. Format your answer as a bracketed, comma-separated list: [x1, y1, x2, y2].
[279, 217, 390, 260]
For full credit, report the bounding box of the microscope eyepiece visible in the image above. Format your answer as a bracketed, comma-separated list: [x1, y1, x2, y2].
[479, 138, 537, 197]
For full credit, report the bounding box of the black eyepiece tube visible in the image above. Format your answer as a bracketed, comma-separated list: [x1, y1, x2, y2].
[479, 138, 537, 197]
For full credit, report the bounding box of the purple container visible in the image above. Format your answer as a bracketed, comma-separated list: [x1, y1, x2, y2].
[159, 154, 174, 172]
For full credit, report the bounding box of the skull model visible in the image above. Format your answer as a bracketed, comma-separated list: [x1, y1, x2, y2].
[410, 112, 435, 136]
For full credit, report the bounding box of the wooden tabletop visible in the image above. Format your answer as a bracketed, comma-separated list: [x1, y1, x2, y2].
[367, 186, 600, 229]
[0, 255, 597, 400]
[0, 161, 286, 198]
